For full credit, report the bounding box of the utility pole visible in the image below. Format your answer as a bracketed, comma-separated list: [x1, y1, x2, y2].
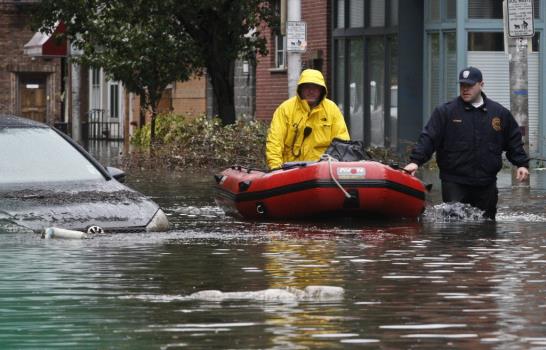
[70, 41, 83, 144]
[70, 61, 81, 144]
[504, 0, 533, 188]
[286, 0, 305, 97]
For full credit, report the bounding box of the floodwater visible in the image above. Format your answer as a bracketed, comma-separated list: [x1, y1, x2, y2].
[1, 142, 546, 349]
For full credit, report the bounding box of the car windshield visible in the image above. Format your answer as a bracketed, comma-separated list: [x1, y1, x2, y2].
[0, 127, 105, 184]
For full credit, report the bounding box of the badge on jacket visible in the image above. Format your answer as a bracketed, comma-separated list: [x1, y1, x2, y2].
[491, 117, 502, 131]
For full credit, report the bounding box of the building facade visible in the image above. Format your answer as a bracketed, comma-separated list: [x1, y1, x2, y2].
[0, 0, 63, 125]
[255, 0, 333, 122]
[256, 0, 545, 163]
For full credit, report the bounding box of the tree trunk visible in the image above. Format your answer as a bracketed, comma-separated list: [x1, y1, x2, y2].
[208, 59, 236, 125]
[139, 92, 147, 127]
[149, 89, 163, 147]
[150, 111, 156, 146]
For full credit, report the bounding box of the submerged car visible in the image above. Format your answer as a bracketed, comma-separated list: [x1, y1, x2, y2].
[0, 115, 169, 234]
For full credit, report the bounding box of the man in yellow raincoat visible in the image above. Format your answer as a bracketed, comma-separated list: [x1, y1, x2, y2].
[266, 69, 350, 170]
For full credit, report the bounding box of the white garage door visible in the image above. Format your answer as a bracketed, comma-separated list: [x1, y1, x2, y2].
[468, 51, 539, 154]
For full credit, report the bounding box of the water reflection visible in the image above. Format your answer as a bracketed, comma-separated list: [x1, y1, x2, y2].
[1, 146, 545, 349]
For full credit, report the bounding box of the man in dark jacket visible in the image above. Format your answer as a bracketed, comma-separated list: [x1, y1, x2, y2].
[404, 66, 529, 219]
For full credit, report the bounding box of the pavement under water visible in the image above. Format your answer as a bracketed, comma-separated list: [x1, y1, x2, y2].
[0, 143, 545, 349]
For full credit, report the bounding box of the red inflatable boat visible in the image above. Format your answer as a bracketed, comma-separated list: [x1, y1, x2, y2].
[214, 160, 426, 220]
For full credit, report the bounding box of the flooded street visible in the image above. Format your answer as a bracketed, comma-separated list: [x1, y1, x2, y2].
[1, 143, 545, 349]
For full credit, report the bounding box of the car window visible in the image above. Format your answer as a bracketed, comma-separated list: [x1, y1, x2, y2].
[0, 128, 105, 183]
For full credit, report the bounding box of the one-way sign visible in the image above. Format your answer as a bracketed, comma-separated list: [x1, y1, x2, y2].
[507, 0, 534, 37]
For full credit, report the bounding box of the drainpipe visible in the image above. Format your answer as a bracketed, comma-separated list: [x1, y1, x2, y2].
[287, 0, 301, 97]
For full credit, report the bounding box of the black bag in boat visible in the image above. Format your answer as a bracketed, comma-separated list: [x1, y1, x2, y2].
[324, 138, 370, 161]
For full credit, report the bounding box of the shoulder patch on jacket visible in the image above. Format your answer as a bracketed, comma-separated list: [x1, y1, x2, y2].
[491, 117, 502, 131]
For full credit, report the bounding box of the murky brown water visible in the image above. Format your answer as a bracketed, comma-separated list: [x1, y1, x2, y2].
[0, 142, 545, 349]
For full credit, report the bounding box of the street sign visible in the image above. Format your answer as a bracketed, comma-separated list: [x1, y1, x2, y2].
[286, 21, 307, 52]
[507, 0, 534, 37]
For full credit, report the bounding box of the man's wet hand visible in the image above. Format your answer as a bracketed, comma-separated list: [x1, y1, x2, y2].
[516, 167, 529, 181]
[403, 163, 419, 176]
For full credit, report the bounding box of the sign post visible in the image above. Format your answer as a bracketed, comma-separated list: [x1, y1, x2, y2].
[504, 0, 533, 188]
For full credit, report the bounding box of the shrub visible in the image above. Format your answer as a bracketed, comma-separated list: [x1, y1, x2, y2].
[125, 114, 268, 171]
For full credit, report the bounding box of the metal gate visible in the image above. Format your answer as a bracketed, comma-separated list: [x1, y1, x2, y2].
[86, 109, 122, 140]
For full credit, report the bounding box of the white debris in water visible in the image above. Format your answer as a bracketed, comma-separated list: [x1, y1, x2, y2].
[189, 285, 344, 303]
[340, 339, 380, 344]
[172, 205, 224, 217]
[380, 324, 467, 330]
[121, 286, 344, 304]
[311, 333, 359, 338]
[301, 286, 344, 300]
[496, 212, 546, 222]
[401, 333, 478, 339]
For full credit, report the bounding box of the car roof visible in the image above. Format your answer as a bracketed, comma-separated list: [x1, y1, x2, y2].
[0, 114, 49, 128]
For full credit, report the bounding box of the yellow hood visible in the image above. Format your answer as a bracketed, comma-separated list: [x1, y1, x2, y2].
[297, 69, 327, 101]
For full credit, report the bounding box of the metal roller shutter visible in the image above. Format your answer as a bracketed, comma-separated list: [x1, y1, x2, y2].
[468, 51, 539, 154]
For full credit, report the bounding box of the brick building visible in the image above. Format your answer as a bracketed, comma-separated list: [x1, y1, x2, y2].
[255, 0, 332, 121]
[0, 0, 63, 125]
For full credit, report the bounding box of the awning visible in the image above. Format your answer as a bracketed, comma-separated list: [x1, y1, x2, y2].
[23, 22, 67, 57]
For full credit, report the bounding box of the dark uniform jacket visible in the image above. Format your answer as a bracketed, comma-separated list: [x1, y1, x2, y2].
[409, 93, 529, 186]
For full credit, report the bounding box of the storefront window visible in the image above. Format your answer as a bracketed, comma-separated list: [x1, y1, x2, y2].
[444, 32, 457, 100]
[446, 0, 456, 19]
[368, 37, 385, 147]
[334, 40, 345, 113]
[468, 32, 504, 51]
[469, 0, 539, 19]
[350, 0, 364, 28]
[333, 0, 398, 147]
[468, 0, 502, 19]
[370, 0, 385, 27]
[429, 0, 440, 21]
[390, 0, 399, 26]
[336, 0, 345, 28]
[388, 36, 398, 148]
[468, 32, 540, 52]
[349, 39, 364, 141]
[428, 33, 440, 113]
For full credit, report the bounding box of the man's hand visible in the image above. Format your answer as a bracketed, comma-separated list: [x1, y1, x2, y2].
[403, 163, 419, 176]
[516, 167, 529, 181]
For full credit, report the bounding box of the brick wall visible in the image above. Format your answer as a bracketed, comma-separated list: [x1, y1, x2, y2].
[255, 0, 330, 122]
[0, 2, 62, 123]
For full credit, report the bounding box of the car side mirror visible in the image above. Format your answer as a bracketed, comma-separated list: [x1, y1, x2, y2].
[106, 166, 126, 183]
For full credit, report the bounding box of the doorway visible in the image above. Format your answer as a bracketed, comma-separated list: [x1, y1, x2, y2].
[19, 74, 48, 122]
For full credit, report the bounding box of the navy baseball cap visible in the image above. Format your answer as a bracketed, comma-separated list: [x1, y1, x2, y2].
[459, 67, 483, 85]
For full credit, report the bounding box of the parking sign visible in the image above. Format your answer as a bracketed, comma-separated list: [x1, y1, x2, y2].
[286, 21, 307, 52]
[507, 0, 534, 37]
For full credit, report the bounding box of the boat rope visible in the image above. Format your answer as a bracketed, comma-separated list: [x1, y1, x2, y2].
[320, 154, 352, 199]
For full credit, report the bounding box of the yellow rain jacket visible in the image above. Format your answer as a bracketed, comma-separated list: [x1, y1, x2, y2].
[266, 69, 350, 169]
